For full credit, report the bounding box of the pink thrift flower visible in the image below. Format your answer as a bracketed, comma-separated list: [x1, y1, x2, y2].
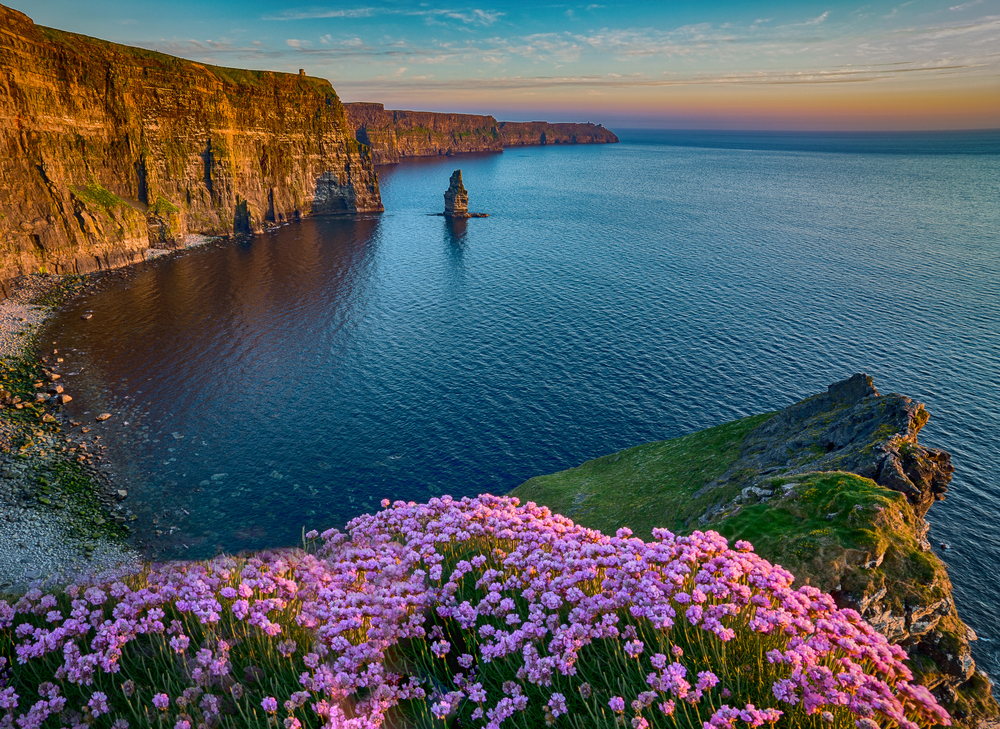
[609, 696, 625, 713]
[152, 694, 169, 711]
[0, 687, 18, 710]
[261, 696, 278, 713]
[625, 640, 644, 658]
[547, 693, 567, 717]
[88, 691, 109, 717]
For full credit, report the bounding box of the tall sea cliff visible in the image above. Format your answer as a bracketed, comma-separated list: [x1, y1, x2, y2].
[344, 102, 619, 164]
[0, 4, 383, 289]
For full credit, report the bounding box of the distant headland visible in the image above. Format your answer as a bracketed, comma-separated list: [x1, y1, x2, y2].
[343, 102, 619, 165]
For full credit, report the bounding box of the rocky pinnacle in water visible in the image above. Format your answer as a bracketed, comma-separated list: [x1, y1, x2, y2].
[444, 170, 470, 218]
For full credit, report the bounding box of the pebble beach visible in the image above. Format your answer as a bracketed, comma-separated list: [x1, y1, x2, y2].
[0, 275, 139, 593]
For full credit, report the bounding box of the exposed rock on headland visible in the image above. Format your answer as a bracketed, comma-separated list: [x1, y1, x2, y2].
[512, 374, 998, 727]
[0, 3, 382, 291]
[344, 102, 619, 165]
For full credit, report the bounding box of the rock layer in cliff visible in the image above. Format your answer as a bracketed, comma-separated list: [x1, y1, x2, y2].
[0, 4, 382, 287]
[343, 102, 619, 164]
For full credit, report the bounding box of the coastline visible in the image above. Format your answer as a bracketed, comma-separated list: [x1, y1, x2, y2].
[0, 274, 144, 592]
[0, 233, 265, 592]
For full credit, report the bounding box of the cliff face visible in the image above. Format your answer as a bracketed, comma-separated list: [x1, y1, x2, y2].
[512, 374, 998, 727]
[0, 4, 382, 287]
[498, 120, 620, 147]
[343, 102, 619, 164]
[344, 103, 503, 164]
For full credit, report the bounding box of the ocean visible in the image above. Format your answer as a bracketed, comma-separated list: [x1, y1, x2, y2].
[43, 129, 1000, 674]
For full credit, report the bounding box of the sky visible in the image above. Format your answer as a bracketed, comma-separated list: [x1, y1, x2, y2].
[11, 0, 1000, 130]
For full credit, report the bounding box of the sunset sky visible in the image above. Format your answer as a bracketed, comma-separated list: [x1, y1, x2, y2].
[12, 0, 1000, 129]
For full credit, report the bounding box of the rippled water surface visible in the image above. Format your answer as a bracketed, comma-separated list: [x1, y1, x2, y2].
[45, 130, 1000, 672]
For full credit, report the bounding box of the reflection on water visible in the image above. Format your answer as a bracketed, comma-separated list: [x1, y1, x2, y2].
[445, 217, 469, 246]
[44, 132, 1000, 676]
[51, 216, 384, 557]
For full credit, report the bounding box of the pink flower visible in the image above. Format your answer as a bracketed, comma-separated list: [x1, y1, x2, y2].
[88, 691, 109, 717]
[152, 693, 169, 711]
[625, 640, 644, 658]
[547, 693, 567, 717]
[609, 696, 625, 713]
[261, 696, 278, 713]
[0, 687, 18, 710]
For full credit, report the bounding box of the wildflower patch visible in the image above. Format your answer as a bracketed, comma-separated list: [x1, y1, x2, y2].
[0, 495, 950, 728]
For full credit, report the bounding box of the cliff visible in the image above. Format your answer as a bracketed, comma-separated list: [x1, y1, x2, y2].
[512, 374, 999, 727]
[0, 4, 382, 288]
[343, 102, 619, 164]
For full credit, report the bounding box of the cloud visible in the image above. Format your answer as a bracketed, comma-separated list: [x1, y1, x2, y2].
[138, 5, 998, 95]
[949, 0, 983, 10]
[342, 60, 993, 94]
[264, 8, 375, 20]
[263, 6, 502, 26]
[804, 11, 830, 25]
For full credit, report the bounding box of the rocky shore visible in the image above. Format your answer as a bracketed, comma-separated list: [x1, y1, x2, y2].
[0, 274, 139, 593]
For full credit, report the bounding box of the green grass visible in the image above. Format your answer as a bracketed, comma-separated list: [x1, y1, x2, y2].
[711, 472, 947, 609]
[510, 412, 774, 539]
[73, 182, 127, 211]
[149, 196, 180, 215]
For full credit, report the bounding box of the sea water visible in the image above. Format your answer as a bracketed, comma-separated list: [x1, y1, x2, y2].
[44, 129, 1000, 673]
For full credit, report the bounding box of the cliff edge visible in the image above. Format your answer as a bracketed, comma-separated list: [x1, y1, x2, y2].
[0, 4, 382, 288]
[344, 102, 619, 164]
[512, 374, 998, 727]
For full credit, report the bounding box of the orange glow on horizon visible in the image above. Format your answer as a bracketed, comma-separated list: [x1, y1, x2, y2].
[346, 76, 1000, 131]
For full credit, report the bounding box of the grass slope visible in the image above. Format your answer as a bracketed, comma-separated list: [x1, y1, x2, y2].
[510, 413, 773, 539]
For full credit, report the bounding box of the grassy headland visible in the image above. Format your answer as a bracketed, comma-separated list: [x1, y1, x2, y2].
[511, 378, 998, 727]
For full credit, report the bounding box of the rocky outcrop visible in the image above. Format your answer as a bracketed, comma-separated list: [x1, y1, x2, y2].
[0, 3, 382, 288]
[513, 374, 997, 726]
[697, 374, 953, 521]
[692, 374, 994, 726]
[343, 102, 619, 164]
[443, 170, 469, 217]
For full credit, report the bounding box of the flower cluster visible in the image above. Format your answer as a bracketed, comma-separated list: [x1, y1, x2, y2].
[0, 495, 950, 729]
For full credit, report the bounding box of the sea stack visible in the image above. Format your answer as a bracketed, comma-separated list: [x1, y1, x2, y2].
[444, 170, 469, 218]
